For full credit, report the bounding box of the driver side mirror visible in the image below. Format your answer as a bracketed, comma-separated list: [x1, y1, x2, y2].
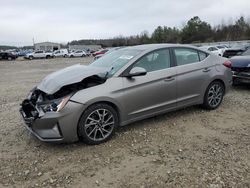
[126, 67, 147, 77]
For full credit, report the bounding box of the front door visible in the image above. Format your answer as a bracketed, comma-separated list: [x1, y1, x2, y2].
[121, 48, 177, 122]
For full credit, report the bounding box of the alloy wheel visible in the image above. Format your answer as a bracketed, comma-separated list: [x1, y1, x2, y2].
[207, 83, 223, 108]
[84, 109, 115, 141]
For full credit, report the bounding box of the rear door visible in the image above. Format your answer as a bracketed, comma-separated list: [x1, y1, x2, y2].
[121, 48, 177, 121]
[172, 47, 212, 107]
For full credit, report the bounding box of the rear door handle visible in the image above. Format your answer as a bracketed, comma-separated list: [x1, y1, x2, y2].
[203, 68, 211, 72]
[164, 76, 175, 82]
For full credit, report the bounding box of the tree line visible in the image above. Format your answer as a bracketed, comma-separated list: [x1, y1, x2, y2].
[69, 16, 250, 47]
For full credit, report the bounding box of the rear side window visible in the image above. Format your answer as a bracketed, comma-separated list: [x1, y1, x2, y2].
[174, 48, 199, 66]
[133, 49, 171, 72]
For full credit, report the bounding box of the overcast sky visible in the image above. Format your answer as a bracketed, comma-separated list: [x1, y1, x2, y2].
[1, 0, 250, 46]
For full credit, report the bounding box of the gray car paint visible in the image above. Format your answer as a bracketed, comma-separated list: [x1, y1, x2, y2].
[37, 64, 109, 94]
[21, 44, 232, 143]
[71, 44, 232, 128]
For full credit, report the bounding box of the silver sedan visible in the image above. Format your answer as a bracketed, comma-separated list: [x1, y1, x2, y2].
[20, 44, 232, 144]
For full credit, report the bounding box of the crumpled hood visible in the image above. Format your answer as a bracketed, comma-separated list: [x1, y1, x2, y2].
[37, 64, 109, 94]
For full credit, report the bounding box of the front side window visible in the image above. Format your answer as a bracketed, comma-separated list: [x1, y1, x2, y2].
[132, 49, 171, 72]
[174, 48, 199, 66]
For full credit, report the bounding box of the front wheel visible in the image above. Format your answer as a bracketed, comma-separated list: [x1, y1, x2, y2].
[202, 81, 225, 110]
[78, 103, 118, 145]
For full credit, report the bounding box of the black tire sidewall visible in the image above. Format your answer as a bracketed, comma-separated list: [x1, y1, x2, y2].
[203, 81, 225, 110]
[78, 103, 118, 145]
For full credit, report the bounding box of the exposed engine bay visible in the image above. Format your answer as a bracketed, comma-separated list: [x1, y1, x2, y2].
[21, 75, 106, 119]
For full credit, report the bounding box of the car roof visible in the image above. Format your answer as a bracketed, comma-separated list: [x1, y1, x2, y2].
[124, 43, 198, 51]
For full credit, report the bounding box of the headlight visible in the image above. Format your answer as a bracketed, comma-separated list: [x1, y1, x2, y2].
[40, 96, 71, 112]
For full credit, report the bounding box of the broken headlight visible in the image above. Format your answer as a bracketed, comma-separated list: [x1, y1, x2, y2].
[39, 96, 71, 112]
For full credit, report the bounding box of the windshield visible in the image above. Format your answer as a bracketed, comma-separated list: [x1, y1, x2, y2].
[217, 46, 224, 49]
[90, 48, 142, 77]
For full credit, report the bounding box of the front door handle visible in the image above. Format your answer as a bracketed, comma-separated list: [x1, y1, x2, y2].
[203, 68, 211, 72]
[164, 76, 175, 82]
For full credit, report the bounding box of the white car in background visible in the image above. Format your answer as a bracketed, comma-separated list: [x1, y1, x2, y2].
[200, 46, 223, 56]
[24, 50, 54, 60]
[53, 49, 68, 57]
[216, 45, 228, 54]
[68, 50, 87, 58]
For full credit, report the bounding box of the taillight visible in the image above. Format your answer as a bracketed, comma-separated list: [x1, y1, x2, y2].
[223, 60, 231, 68]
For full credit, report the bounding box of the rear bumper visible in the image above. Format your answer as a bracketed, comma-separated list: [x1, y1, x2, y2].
[20, 101, 85, 143]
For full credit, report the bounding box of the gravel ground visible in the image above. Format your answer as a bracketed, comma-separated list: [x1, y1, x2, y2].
[0, 57, 250, 188]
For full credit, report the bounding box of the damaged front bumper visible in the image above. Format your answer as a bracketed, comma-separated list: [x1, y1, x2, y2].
[232, 71, 250, 84]
[20, 99, 85, 143]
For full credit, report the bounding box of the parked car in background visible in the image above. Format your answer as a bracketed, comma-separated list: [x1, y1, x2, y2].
[216, 45, 228, 54]
[20, 44, 232, 145]
[94, 47, 125, 60]
[83, 49, 91, 56]
[223, 44, 247, 58]
[24, 50, 54, 60]
[230, 48, 250, 85]
[68, 50, 87, 57]
[17, 50, 33, 57]
[92, 49, 109, 57]
[0, 52, 17, 60]
[200, 46, 223, 56]
[53, 49, 68, 57]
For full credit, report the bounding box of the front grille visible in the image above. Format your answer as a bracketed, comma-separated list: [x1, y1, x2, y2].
[21, 99, 39, 119]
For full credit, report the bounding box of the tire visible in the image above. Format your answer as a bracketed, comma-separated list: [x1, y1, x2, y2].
[78, 103, 118, 145]
[202, 81, 225, 110]
[46, 55, 50, 59]
[7, 57, 12, 61]
[29, 56, 33, 60]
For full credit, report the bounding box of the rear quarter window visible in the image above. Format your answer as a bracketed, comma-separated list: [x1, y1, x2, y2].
[198, 51, 208, 61]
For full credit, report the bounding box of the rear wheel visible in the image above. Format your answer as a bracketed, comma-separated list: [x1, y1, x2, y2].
[78, 103, 118, 145]
[202, 81, 225, 110]
[29, 56, 33, 60]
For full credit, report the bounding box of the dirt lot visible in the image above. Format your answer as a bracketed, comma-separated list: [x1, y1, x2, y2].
[0, 57, 249, 188]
